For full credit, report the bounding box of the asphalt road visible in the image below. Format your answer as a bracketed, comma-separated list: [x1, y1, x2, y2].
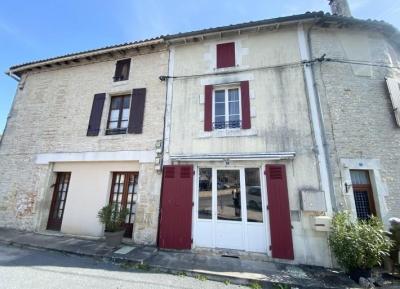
[0, 244, 244, 289]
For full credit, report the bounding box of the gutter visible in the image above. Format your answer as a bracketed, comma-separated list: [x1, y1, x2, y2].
[5, 71, 20, 82]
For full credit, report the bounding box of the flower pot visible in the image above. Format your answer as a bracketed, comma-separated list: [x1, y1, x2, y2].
[349, 268, 372, 283]
[104, 230, 125, 247]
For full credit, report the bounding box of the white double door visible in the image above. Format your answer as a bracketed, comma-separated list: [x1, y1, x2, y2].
[194, 167, 268, 253]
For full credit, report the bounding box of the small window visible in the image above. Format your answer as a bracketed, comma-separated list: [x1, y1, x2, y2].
[113, 59, 131, 81]
[106, 95, 130, 135]
[213, 87, 241, 129]
[216, 42, 235, 68]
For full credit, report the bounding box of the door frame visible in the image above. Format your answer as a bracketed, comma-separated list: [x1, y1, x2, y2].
[108, 171, 139, 238]
[47, 172, 71, 231]
[192, 164, 270, 253]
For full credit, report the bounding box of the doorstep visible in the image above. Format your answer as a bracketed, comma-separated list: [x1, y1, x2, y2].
[0, 227, 359, 288]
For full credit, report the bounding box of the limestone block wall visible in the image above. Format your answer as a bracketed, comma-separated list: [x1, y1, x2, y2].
[311, 27, 400, 223]
[0, 46, 168, 243]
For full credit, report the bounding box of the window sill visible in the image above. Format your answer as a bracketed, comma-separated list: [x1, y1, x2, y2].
[213, 65, 239, 73]
[111, 80, 129, 87]
[198, 128, 258, 139]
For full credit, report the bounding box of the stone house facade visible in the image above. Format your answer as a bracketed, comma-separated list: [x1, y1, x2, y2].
[0, 40, 168, 244]
[0, 6, 399, 268]
[310, 21, 400, 226]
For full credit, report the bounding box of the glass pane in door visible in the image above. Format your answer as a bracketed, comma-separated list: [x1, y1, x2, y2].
[217, 170, 241, 221]
[245, 168, 263, 222]
[198, 168, 212, 219]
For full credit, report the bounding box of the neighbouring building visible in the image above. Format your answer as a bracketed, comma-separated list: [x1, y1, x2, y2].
[0, 39, 168, 244]
[1, 0, 399, 268]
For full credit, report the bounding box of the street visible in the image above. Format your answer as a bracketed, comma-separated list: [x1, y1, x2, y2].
[0, 244, 243, 289]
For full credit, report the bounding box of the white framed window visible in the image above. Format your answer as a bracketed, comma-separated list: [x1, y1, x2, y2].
[213, 86, 241, 129]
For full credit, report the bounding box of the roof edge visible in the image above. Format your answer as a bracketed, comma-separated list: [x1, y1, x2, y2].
[8, 11, 400, 75]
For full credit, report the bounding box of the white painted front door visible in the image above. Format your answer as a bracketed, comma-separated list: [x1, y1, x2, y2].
[194, 167, 268, 253]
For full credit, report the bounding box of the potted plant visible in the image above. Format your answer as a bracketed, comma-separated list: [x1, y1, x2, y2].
[328, 212, 393, 283]
[97, 203, 129, 247]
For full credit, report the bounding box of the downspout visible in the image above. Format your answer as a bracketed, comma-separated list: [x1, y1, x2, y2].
[306, 23, 337, 213]
[297, 21, 336, 215]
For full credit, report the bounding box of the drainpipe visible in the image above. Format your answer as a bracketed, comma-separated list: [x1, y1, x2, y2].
[297, 22, 336, 215]
[161, 45, 175, 166]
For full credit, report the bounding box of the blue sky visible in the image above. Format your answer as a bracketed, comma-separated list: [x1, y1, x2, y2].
[1, 0, 400, 133]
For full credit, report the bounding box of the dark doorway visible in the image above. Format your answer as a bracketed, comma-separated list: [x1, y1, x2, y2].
[47, 172, 71, 231]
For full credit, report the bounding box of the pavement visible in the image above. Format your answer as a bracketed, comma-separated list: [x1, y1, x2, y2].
[0, 244, 243, 289]
[0, 227, 362, 288]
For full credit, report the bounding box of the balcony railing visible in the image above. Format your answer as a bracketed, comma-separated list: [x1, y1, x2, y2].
[213, 120, 241, 130]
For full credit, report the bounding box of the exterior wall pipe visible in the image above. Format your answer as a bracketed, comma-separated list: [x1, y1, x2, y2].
[297, 22, 336, 215]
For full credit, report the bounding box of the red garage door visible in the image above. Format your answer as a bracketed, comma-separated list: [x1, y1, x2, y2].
[265, 164, 294, 260]
[158, 165, 193, 249]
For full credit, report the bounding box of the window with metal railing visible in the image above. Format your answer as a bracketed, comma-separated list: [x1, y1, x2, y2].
[213, 87, 241, 130]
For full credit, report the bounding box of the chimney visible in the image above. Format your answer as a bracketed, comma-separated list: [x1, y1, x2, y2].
[328, 0, 352, 17]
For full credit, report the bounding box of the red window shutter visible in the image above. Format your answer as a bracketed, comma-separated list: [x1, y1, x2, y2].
[204, 85, 213, 131]
[240, 81, 251, 129]
[87, 93, 105, 136]
[217, 42, 235, 68]
[265, 164, 294, 260]
[128, 88, 146, 134]
[158, 165, 193, 249]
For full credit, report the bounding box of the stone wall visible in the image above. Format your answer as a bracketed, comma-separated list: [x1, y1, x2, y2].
[311, 26, 400, 223]
[0, 46, 168, 244]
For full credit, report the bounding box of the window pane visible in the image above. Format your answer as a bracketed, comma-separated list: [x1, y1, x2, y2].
[215, 103, 225, 116]
[217, 170, 241, 221]
[215, 116, 225, 129]
[198, 168, 212, 219]
[350, 170, 370, 185]
[215, 90, 225, 102]
[111, 97, 121, 109]
[110, 110, 119, 121]
[109, 121, 118, 129]
[228, 88, 239, 101]
[121, 63, 129, 80]
[123, 96, 130, 108]
[122, 108, 129, 120]
[229, 101, 239, 115]
[245, 168, 263, 222]
[354, 190, 372, 220]
[121, 120, 128, 128]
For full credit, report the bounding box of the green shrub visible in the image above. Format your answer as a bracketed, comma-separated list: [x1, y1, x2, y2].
[97, 203, 129, 232]
[328, 212, 393, 272]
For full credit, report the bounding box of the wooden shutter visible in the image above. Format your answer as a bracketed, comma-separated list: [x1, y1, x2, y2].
[87, 93, 105, 136]
[217, 42, 235, 68]
[158, 165, 193, 249]
[204, 85, 213, 131]
[265, 164, 294, 260]
[240, 81, 251, 129]
[128, 88, 146, 134]
[385, 77, 400, 126]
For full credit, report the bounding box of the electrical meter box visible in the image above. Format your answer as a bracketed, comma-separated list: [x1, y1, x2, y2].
[300, 190, 327, 212]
